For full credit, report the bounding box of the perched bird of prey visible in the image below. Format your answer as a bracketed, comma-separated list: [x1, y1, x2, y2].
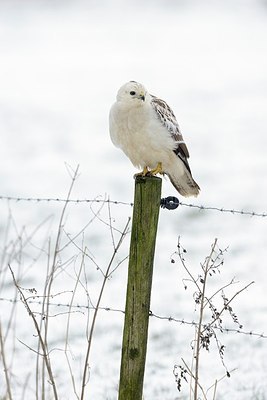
[109, 81, 200, 197]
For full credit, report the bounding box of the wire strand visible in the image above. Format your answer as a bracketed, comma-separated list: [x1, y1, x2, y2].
[0, 297, 265, 339]
[0, 195, 266, 218]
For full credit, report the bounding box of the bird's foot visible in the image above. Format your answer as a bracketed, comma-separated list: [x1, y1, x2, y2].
[134, 163, 163, 179]
[148, 162, 163, 176]
[134, 166, 149, 178]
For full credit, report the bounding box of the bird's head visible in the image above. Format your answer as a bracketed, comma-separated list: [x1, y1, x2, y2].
[116, 81, 148, 105]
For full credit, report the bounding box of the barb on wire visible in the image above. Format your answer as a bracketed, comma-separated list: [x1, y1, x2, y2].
[0, 297, 265, 339]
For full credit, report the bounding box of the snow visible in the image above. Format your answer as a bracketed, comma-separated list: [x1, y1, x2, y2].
[0, 0, 267, 399]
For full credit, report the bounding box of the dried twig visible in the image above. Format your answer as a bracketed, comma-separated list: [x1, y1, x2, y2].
[9, 265, 58, 400]
[194, 239, 218, 399]
[0, 321, 13, 400]
[80, 217, 131, 399]
[175, 238, 254, 400]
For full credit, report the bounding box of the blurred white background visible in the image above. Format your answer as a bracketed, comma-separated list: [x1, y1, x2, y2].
[0, 0, 267, 399]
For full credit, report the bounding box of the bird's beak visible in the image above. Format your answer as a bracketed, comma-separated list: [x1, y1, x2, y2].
[139, 91, 145, 101]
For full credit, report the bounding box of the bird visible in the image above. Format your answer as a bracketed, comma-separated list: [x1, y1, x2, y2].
[109, 81, 200, 197]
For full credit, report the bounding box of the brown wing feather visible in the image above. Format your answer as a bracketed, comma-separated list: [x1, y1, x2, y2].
[150, 95, 191, 173]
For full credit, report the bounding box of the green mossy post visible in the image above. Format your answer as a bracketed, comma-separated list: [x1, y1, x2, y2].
[118, 175, 162, 400]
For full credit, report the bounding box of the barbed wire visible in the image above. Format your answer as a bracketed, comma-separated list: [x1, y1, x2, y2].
[0, 195, 133, 207]
[179, 202, 267, 217]
[0, 195, 266, 218]
[0, 296, 265, 339]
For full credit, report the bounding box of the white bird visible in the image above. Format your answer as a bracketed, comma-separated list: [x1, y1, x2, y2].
[109, 81, 200, 197]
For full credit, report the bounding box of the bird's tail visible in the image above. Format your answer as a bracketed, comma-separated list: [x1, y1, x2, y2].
[166, 164, 200, 198]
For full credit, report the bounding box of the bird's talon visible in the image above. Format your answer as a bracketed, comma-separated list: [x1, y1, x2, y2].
[148, 162, 163, 176]
[134, 166, 149, 178]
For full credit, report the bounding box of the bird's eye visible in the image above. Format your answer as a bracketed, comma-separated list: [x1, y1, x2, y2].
[130, 91, 136, 96]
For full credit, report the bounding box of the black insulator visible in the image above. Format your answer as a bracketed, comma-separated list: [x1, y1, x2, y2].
[160, 196, 180, 210]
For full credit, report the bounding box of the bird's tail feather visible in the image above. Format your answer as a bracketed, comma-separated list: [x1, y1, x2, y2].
[166, 167, 200, 198]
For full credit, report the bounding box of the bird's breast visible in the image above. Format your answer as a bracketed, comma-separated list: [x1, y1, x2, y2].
[110, 103, 176, 169]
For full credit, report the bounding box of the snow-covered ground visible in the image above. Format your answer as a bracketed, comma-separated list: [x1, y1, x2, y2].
[0, 1, 267, 399]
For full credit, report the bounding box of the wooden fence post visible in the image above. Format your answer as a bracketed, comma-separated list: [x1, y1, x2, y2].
[118, 175, 162, 400]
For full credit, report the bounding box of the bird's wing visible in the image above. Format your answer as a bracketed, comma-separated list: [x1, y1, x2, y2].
[150, 95, 191, 173]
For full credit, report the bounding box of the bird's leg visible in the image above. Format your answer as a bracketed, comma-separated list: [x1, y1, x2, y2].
[134, 166, 149, 178]
[148, 162, 163, 176]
